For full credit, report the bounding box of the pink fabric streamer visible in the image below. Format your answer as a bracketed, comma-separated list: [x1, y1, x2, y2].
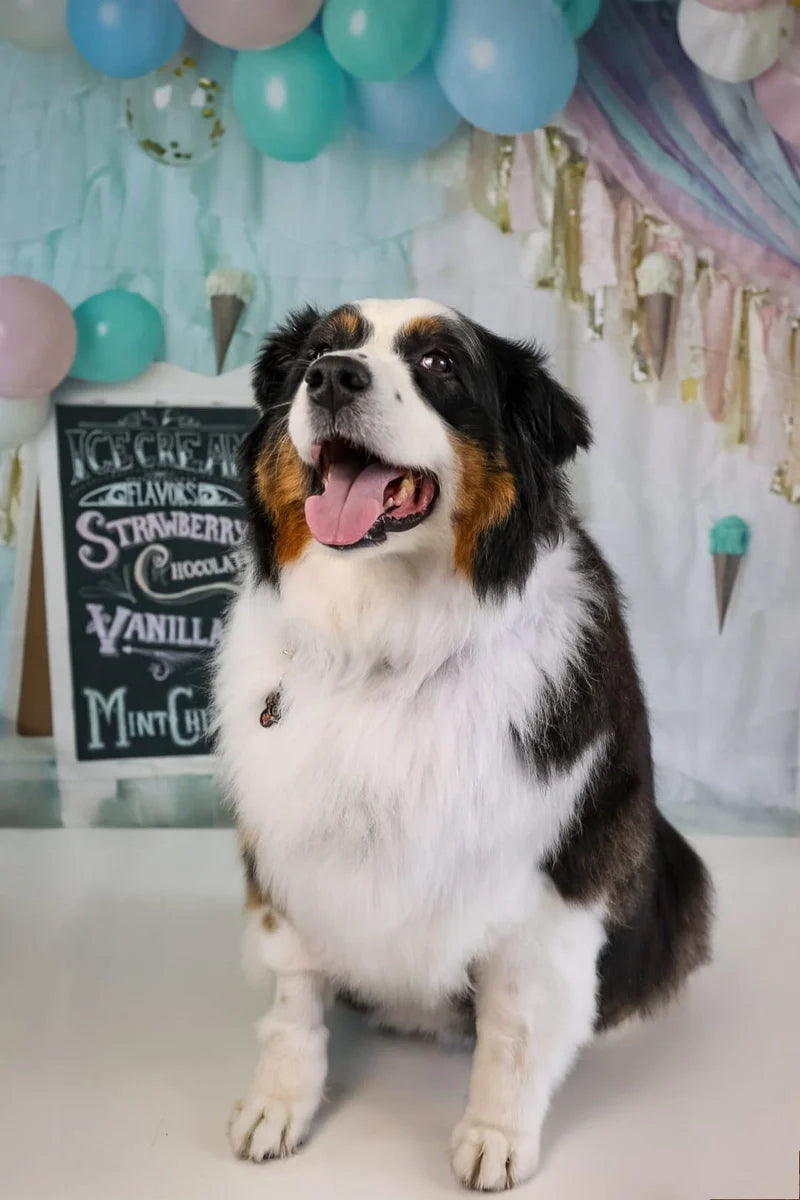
[616, 194, 641, 312]
[702, 272, 736, 421]
[755, 305, 796, 464]
[580, 162, 618, 293]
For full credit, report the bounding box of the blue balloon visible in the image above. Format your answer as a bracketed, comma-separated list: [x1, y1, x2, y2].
[433, 0, 578, 136]
[233, 31, 346, 163]
[67, 0, 186, 79]
[71, 290, 164, 383]
[350, 60, 462, 158]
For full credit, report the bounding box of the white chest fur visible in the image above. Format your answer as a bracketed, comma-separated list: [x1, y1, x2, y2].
[214, 537, 601, 1006]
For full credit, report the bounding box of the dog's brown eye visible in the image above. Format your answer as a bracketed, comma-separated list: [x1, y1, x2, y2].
[311, 343, 331, 361]
[420, 350, 452, 374]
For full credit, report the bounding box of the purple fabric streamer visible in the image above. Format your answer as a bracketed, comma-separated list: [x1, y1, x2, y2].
[567, 0, 800, 297]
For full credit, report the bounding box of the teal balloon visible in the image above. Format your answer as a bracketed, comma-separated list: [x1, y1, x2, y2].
[233, 30, 346, 162]
[323, 0, 439, 82]
[71, 290, 163, 383]
[558, 0, 600, 38]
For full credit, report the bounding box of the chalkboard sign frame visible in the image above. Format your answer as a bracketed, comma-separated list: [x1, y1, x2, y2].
[37, 362, 256, 822]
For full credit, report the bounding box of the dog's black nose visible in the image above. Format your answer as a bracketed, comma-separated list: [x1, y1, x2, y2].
[305, 354, 371, 416]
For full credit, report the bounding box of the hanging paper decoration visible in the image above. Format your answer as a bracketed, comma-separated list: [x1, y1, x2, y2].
[753, 32, 800, 151]
[709, 516, 750, 633]
[70, 290, 163, 383]
[0, 449, 23, 547]
[433, 0, 578, 136]
[124, 39, 225, 166]
[767, 314, 800, 503]
[674, 246, 707, 404]
[552, 154, 587, 306]
[635, 251, 681, 380]
[677, 0, 792, 84]
[232, 30, 346, 162]
[323, 0, 439, 82]
[175, 0, 322, 51]
[67, 0, 187, 79]
[205, 269, 255, 373]
[468, 131, 516, 233]
[0, 0, 69, 53]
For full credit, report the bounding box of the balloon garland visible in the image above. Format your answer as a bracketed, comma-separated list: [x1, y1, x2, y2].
[5, 0, 800, 164]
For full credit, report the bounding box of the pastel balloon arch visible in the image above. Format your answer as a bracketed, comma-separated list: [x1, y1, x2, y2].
[2, 0, 796, 164]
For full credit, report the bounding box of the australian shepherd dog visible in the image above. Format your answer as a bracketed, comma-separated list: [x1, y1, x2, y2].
[213, 298, 711, 1190]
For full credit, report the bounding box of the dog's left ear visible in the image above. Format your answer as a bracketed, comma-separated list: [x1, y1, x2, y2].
[252, 305, 320, 412]
[499, 337, 592, 467]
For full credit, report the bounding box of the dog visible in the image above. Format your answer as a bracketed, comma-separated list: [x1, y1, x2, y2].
[213, 298, 712, 1190]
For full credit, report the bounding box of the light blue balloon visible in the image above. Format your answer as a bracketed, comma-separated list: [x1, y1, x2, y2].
[433, 0, 578, 136]
[350, 60, 462, 158]
[67, 0, 186, 79]
[71, 290, 164, 383]
[233, 31, 346, 163]
[558, 0, 600, 39]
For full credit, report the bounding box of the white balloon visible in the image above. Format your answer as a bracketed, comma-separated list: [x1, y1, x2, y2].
[0, 0, 70, 54]
[0, 396, 51, 452]
[678, 0, 792, 83]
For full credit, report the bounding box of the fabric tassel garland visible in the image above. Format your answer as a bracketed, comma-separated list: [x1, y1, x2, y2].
[675, 249, 709, 404]
[580, 162, 617, 340]
[722, 287, 750, 448]
[469, 131, 516, 233]
[552, 156, 587, 305]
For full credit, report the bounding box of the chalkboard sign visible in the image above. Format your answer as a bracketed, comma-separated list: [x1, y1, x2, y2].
[54, 401, 255, 760]
[38, 366, 257, 800]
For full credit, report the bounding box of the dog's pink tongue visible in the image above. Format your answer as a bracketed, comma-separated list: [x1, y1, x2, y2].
[305, 461, 404, 546]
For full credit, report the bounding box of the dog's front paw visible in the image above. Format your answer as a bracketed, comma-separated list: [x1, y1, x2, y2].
[451, 1118, 540, 1192]
[228, 1093, 318, 1161]
[228, 1023, 327, 1163]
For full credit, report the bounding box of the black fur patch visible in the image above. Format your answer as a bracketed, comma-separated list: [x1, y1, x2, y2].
[514, 531, 713, 1027]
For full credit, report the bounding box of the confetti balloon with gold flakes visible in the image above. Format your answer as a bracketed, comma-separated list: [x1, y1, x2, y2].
[124, 38, 225, 167]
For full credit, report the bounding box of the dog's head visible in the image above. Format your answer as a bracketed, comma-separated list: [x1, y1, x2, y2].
[242, 298, 590, 597]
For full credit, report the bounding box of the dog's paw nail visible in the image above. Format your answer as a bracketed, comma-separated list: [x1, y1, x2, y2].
[451, 1119, 539, 1192]
[227, 1095, 309, 1162]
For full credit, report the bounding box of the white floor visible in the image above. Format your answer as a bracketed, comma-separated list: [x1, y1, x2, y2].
[1, 830, 798, 1200]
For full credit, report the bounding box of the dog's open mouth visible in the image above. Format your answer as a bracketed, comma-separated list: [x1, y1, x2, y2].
[305, 438, 438, 549]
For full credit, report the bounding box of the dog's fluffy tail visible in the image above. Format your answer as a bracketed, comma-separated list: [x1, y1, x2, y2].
[595, 811, 713, 1031]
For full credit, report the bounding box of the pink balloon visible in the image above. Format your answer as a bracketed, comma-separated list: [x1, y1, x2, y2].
[754, 42, 800, 148]
[0, 276, 77, 400]
[175, 0, 322, 49]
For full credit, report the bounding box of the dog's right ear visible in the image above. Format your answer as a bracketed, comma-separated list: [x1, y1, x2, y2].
[251, 305, 321, 412]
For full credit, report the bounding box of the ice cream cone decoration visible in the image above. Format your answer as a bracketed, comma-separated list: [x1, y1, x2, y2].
[709, 515, 750, 633]
[635, 251, 681, 380]
[205, 269, 255, 374]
